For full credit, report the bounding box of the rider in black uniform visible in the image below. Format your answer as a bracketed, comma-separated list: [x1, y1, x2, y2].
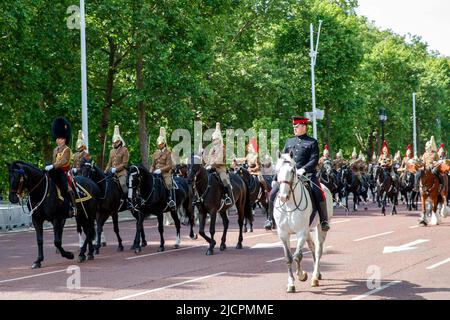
[268, 116, 330, 232]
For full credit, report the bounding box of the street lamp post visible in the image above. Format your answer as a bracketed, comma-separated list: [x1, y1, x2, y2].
[379, 108, 387, 143]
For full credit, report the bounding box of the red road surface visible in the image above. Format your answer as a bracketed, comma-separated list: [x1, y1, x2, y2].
[1, 202, 449, 300]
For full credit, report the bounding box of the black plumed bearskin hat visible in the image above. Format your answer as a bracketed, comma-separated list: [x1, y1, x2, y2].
[51, 117, 72, 145]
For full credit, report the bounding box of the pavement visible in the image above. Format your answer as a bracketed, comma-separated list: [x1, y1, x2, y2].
[0, 202, 449, 300]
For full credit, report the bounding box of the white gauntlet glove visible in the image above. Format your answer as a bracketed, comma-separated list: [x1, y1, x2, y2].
[111, 167, 117, 174]
[45, 165, 54, 171]
[154, 169, 161, 174]
[296, 168, 306, 176]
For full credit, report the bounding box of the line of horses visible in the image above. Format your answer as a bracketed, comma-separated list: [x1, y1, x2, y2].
[318, 159, 449, 219]
[6, 157, 449, 293]
[6, 155, 274, 269]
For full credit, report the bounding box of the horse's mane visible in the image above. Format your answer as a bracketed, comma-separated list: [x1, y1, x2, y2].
[12, 160, 42, 173]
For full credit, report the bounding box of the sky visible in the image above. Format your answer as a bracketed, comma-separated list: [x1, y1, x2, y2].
[355, 0, 450, 56]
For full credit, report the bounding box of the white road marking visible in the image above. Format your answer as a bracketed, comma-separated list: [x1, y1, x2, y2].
[383, 239, 430, 254]
[266, 246, 333, 263]
[409, 225, 420, 229]
[351, 280, 402, 300]
[114, 272, 226, 300]
[426, 258, 450, 270]
[331, 219, 351, 225]
[353, 231, 394, 242]
[126, 244, 206, 260]
[245, 233, 273, 239]
[0, 269, 66, 284]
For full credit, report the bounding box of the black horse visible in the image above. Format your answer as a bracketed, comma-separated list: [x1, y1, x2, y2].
[234, 165, 269, 233]
[127, 164, 197, 253]
[187, 154, 253, 255]
[80, 160, 126, 254]
[400, 171, 415, 211]
[374, 165, 399, 215]
[7, 161, 99, 267]
[319, 160, 339, 205]
[339, 165, 361, 212]
[368, 163, 379, 203]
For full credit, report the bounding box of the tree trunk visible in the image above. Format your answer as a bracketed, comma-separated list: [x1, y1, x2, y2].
[97, 37, 116, 170]
[367, 128, 374, 160]
[136, 41, 149, 168]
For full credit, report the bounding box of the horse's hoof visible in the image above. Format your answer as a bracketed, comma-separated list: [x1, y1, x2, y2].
[94, 249, 100, 255]
[419, 220, 428, 227]
[220, 244, 227, 251]
[364, 207, 368, 211]
[206, 249, 214, 256]
[134, 247, 141, 254]
[243, 227, 248, 233]
[236, 243, 243, 250]
[31, 262, 41, 269]
[318, 274, 322, 280]
[157, 247, 165, 252]
[249, 228, 253, 233]
[78, 256, 86, 263]
[64, 252, 74, 260]
[298, 271, 308, 282]
[311, 278, 319, 287]
[190, 234, 198, 240]
[174, 244, 180, 249]
[141, 241, 148, 248]
[102, 242, 107, 247]
[286, 285, 296, 293]
[117, 246, 124, 252]
[87, 255, 94, 261]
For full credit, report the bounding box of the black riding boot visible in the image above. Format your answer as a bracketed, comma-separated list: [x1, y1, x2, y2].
[317, 201, 330, 232]
[68, 189, 77, 218]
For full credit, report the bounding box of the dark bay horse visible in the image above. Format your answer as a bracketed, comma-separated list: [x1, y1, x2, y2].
[80, 160, 126, 254]
[319, 160, 339, 205]
[127, 164, 197, 253]
[400, 171, 415, 211]
[187, 154, 253, 255]
[7, 161, 99, 267]
[339, 166, 360, 212]
[374, 165, 398, 216]
[234, 165, 269, 233]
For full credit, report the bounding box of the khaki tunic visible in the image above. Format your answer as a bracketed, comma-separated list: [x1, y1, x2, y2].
[204, 143, 230, 186]
[332, 158, 345, 171]
[73, 150, 91, 171]
[53, 145, 72, 171]
[105, 146, 129, 177]
[151, 148, 174, 188]
[422, 151, 439, 169]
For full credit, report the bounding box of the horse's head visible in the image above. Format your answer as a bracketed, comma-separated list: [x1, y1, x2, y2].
[323, 159, 333, 175]
[7, 161, 41, 204]
[79, 158, 95, 179]
[276, 154, 297, 202]
[187, 154, 203, 185]
[127, 165, 145, 202]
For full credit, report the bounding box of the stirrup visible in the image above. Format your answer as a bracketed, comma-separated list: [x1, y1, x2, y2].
[224, 196, 233, 206]
[168, 199, 176, 209]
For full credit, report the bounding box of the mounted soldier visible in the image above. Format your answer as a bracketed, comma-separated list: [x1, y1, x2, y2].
[415, 136, 443, 192]
[332, 149, 346, 171]
[203, 122, 233, 206]
[378, 140, 399, 189]
[270, 116, 330, 232]
[393, 150, 402, 174]
[371, 151, 377, 164]
[349, 148, 365, 192]
[72, 130, 91, 175]
[105, 125, 129, 196]
[438, 144, 447, 160]
[235, 137, 270, 192]
[398, 144, 413, 178]
[318, 145, 331, 170]
[150, 127, 176, 209]
[45, 117, 77, 217]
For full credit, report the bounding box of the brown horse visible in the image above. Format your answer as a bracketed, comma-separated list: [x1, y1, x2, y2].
[408, 160, 448, 226]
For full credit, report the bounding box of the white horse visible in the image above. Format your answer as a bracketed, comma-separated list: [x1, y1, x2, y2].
[274, 154, 333, 293]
